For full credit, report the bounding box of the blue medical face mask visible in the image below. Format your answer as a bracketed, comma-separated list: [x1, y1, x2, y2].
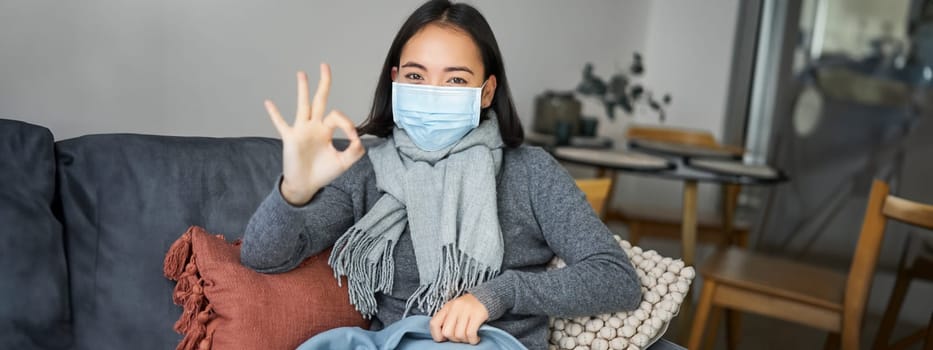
[392, 80, 487, 151]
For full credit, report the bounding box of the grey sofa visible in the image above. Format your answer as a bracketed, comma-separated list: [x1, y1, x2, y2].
[0, 118, 687, 350]
[1, 118, 285, 349]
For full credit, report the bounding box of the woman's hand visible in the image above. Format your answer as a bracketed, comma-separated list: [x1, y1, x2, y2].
[264, 63, 365, 206]
[429, 293, 489, 345]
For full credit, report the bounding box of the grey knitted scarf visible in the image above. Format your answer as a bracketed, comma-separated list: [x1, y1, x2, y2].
[328, 118, 505, 318]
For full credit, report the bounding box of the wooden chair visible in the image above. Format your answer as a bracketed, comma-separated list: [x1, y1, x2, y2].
[926, 313, 933, 350]
[873, 234, 933, 350]
[687, 180, 933, 350]
[576, 178, 613, 219]
[609, 125, 749, 247]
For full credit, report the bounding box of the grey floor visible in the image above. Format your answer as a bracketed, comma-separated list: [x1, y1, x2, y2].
[606, 223, 928, 350]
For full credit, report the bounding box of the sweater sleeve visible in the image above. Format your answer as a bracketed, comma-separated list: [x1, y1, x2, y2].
[468, 148, 642, 320]
[239, 169, 357, 274]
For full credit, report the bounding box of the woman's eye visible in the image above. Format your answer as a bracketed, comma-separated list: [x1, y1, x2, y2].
[448, 77, 467, 85]
[405, 73, 423, 80]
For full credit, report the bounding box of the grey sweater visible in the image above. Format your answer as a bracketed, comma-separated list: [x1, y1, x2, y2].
[240, 144, 642, 349]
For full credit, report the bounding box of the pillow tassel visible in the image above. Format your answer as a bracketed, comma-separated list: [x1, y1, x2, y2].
[175, 279, 205, 334]
[176, 317, 205, 350]
[172, 262, 199, 305]
[198, 324, 214, 350]
[195, 304, 214, 350]
[164, 227, 195, 280]
[176, 302, 212, 350]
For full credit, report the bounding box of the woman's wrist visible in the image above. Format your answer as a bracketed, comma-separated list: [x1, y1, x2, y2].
[279, 177, 318, 207]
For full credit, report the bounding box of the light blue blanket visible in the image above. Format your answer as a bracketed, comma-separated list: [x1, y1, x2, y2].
[296, 316, 527, 350]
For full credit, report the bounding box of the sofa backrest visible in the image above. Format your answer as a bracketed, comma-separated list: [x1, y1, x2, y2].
[55, 133, 284, 350]
[0, 119, 71, 350]
[2, 121, 371, 350]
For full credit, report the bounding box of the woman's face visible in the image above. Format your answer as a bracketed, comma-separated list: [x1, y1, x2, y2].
[392, 23, 497, 108]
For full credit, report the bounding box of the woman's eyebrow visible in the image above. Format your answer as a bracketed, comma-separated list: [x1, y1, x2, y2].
[400, 62, 474, 76]
[444, 66, 474, 75]
[401, 62, 427, 70]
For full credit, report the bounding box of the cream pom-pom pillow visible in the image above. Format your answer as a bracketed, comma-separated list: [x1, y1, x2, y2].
[546, 236, 695, 350]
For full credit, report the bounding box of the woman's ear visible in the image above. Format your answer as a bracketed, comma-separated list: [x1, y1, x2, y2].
[482, 75, 497, 108]
[391, 67, 398, 81]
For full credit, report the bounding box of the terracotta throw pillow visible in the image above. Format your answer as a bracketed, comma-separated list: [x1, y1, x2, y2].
[163, 226, 369, 350]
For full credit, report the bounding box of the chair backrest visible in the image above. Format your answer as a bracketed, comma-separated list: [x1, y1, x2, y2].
[843, 180, 933, 349]
[625, 124, 745, 157]
[625, 125, 720, 148]
[576, 178, 613, 218]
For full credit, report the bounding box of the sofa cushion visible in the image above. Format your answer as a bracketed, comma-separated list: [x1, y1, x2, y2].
[56, 134, 284, 350]
[0, 119, 71, 349]
[164, 226, 369, 350]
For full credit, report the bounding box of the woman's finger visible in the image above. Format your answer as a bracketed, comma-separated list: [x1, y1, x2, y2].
[264, 100, 289, 136]
[310, 63, 332, 122]
[340, 136, 366, 164]
[322, 110, 365, 162]
[323, 110, 359, 139]
[466, 314, 482, 345]
[442, 308, 460, 342]
[296, 71, 310, 123]
[454, 311, 470, 343]
[430, 306, 450, 342]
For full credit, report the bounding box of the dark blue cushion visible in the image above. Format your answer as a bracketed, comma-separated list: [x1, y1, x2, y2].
[0, 119, 71, 349]
[56, 134, 283, 350]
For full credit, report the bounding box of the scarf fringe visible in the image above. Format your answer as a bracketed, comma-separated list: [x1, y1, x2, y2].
[332, 230, 499, 318]
[403, 244, 499, 317]
[329, 226, 397, 318]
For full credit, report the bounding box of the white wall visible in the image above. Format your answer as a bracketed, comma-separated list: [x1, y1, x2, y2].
[608, 0, 743, 223]
[0, 1, 649, 140]
[1, 0, 739, 231]
[478, 1, 651, 134]
[1, 0, 745, 221]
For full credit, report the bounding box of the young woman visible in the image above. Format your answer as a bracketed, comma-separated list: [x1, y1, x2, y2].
[240, 1, 641, 348]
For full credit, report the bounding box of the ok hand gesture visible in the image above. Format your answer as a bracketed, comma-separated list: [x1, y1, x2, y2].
[265, 63, 365, 206]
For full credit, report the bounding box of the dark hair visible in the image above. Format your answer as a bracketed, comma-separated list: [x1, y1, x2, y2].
[356, 0, 524, 148]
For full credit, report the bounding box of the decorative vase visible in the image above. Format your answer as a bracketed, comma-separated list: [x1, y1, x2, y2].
[533, 91, 582, 135]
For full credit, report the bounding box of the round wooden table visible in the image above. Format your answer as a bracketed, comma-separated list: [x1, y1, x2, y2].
[553, 143, 786, 267]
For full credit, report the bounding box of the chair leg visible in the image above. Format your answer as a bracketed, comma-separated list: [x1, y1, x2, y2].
[825, 332, 841, 350]
[923, 312, 932, 350]
[735, 229, 750, 248]
[725, 309, 741, 350]
[873, 253, 913, 350]
[628, 223, 642, 245]
[720, 185, 737, 247]
[703, 306, 723, 350]
[697, 307, 743, 350]
[688, 280, 718, 350]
